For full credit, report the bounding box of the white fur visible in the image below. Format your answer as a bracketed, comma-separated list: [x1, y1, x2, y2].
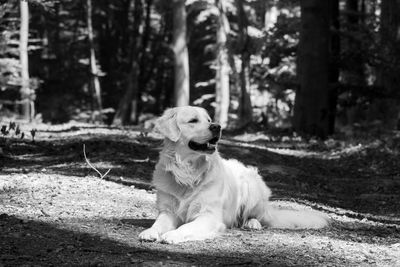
[139, 106, 329, 244]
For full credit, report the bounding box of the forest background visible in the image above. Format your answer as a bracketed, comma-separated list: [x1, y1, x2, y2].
[1, 0, 400, 139]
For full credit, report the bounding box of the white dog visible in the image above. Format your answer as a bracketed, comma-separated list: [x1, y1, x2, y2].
[139, 106, 329, 244]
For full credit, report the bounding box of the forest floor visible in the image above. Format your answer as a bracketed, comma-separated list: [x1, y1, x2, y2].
[1, 122, 400, 266]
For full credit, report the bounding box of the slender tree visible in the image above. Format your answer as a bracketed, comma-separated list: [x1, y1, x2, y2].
[236, 0, 252, 127]
[344, 0, 365, 85]
[293, 0, 331, 138]
[136, 0, 154, 122]
[263, 0, 279, 31]
[87, 0, 103, 121]
[214, 0, 230, 129]
[113, 0, 143, 125]
[346, 0, 359, 24]
[172, 0, 190, 107]
[329, 0, 340, 134]
[19, 0, 32, 121]
[376, 0, 400, 129]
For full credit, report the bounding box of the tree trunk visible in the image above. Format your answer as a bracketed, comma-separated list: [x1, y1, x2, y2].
[239, 54, 252, 126]
[376, 0, 400, 129]
[346, 0, 359, 24]
[172, 0, 190, 107]
[328, 0, 340, 134]
[236, 0, 252, 127]
[214, 0, 230, 129]
[136, 0, 154, 122]
[87, 0, 103, 121]
[113, 60, 140, 126]
[19, 0, 32, 121]
[293, 0, 331, 138]
[360, 0, 366, 24]
[264, 1, 279, 30]
[112, 0, 142, 126]
[345, 0, 365, 84]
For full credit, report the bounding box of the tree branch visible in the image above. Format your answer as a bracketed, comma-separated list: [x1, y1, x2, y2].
[83, 144, 111, 179]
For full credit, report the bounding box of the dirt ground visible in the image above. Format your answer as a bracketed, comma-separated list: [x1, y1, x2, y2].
[1, 123, 400, 266]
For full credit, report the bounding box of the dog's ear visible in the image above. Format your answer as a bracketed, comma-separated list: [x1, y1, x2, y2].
[154, 108, 181, 142]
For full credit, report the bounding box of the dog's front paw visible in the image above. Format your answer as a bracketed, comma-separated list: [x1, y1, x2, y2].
[243, 218, 262, 230]
[139, 228, 160, 242]
[161, 230, 185, 244]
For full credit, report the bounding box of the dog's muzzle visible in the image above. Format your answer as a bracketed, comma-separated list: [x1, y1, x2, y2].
[188, 123, 221, 153]
[209, 123, 221, 135]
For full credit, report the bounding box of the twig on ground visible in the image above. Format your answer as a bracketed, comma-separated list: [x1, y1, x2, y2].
[83, 144, 111, 179]
[40, 209, 50, 217]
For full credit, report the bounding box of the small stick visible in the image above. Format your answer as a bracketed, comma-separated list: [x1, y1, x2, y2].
[83, 144, 111, 179]
[40, 209, 50, 217]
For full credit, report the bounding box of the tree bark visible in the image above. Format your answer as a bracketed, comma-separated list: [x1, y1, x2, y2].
[376, 0, 400, 129]
[239, 54, 252, 126]
[236, 0, 252, 127]
[328, 0, 340, 134]
[87, 0, 103, 121]
[345, 0, 365, 84]
[346, 0, 359, 24]
[293, 0, 331, 138]
[214, 0, 230, 129]
[19, 0, 32, 121]
[264, 1, 279, 30]
[112, 0, 142, 125]
[113, 59, 140, 125]
[135, 0, 154, 122]
[172, 0, 190, 107]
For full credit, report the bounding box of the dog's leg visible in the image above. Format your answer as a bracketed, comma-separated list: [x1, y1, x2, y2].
[161, 214, 225, 244]
[139, 211, 180, 242]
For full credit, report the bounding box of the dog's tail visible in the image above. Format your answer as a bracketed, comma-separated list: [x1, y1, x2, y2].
[263, 208, 329, 229]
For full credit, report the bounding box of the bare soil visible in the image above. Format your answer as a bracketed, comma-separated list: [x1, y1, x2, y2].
[1, 123, 399, 266]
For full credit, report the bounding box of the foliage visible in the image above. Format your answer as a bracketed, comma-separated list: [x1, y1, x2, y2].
[0, 0, 399, 135]
[0, 121, 33, 156]
[0, 0, 42, 118]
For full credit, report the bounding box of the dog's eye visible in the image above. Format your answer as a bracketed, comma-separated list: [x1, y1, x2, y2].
[188, 118, 198, 123]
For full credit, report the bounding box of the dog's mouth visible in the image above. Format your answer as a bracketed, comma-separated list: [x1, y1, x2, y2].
[188, 136, 220, 153]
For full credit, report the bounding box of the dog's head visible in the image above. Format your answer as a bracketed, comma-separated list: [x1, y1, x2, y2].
[154, 106, 221, 154]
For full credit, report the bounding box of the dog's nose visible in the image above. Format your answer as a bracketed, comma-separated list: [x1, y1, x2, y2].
[209, 123, 221, 133]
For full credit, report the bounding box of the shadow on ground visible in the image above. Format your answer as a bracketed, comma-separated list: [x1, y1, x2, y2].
[1, 214, 232, 266]
[1, 134, 160, 190]
[0, 214, 365, 266]
[2, 126, 400, 219]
